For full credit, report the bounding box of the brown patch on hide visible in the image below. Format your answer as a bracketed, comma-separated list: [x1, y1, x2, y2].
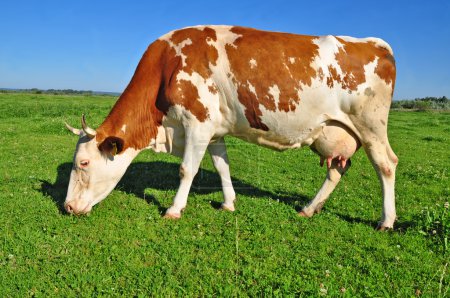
[335, 38, 396, 91]
[327, 66, 342, 88]
[375, 50, 396, 90]
[225, 26, 319, 129]
[208, 85, 218, 94]
[170, 79, 209, 121]
[169, 27, 219, 79]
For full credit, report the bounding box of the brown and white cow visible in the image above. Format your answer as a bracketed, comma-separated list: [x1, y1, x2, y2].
[65, 26, 398, 230]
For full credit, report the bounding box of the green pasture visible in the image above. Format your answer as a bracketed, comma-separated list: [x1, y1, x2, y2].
[0, 93, 448, 296]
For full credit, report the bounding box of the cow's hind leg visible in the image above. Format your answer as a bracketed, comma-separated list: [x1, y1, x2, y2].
[299, 159, 351, 217]
[351, 97, 399, 229]
[164, 126, 211, 219]
[362, 138, 398, 230]
[207, 138, 236, 211]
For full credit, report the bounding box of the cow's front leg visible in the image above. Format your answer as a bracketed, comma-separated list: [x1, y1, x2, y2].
[164, 128, 211, 219]
[208, 138, 236, 211]
[299, 158, 351, 217]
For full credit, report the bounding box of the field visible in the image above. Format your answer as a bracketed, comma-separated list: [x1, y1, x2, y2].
[0, 93, 448, 296]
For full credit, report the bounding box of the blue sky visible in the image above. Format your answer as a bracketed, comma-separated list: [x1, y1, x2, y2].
[1, 0, 449, 99]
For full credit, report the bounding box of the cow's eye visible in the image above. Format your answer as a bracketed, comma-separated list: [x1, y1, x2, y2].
[79, 160, 90, 168]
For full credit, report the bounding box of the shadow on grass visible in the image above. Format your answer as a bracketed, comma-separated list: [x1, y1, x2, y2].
[40, 161, 310, 215]
[39, 161, 420, 232]
[332, 212, 416, 232]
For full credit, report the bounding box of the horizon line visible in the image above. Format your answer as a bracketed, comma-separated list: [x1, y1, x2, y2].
[1, 87, 448, 101]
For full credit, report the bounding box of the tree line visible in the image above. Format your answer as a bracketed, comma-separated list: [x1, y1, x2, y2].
[391, 96, 449, 110]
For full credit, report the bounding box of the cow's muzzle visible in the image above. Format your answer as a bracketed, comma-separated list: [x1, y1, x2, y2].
[64, 200, 91, 215]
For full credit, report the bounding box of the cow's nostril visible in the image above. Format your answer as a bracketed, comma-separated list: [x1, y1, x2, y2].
[65, 203, 74, 214]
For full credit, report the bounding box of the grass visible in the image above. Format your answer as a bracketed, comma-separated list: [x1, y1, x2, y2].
[0, 93, 449, 296]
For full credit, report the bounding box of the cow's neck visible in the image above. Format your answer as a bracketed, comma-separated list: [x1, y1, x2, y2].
[95, 41, 166, 152]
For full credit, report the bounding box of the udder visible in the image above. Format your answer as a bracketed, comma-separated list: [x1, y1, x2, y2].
[311, 121, 360, 169]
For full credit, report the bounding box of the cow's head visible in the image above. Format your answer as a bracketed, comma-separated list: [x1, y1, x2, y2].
[64, 115, 139, 215]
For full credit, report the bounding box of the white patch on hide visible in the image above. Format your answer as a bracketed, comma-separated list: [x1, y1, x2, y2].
[311, 35, 345, 82]
[247, 81, 257, 97]
[268, 84, 280, 108]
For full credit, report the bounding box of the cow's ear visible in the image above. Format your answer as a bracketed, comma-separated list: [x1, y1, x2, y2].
[98, 136, 124, 157]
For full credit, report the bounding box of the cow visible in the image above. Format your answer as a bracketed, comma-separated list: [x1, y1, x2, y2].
[64, 25, 398, 230]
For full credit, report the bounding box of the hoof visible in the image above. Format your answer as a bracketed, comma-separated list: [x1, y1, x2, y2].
[314, 202, 325, 214]
[221, 203, 235, 212]
[298, 210, 313, 218]
[376, 223, 393, 231]
[163, 212, 181, 220]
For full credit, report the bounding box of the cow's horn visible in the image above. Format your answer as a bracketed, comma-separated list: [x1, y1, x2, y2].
[65, 122, 81, 135]
[81, 114, 97, 138]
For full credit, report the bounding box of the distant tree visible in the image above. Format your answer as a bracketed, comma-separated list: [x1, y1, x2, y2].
[437, 96, 448, 103]
[415, 100, 431, 111]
